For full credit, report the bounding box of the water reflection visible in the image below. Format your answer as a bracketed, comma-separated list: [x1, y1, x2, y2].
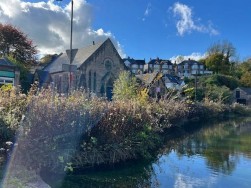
[173, 119, 251, 174]
[152, 118, 251, 187]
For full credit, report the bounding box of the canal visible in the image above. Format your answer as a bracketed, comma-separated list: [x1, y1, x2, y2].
[1, 118, 251, 187]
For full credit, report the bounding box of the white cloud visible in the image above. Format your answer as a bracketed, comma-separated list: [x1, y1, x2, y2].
[142, 2, 151, 21]
[174, 173, 218, 188]
[170, 52, 206, 63]
[171, 2, 219, 36]
[0, 0, 126, 57]
[144, 3, 151, 16]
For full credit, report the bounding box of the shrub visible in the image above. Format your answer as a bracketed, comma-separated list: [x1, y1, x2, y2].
[1, 87, 250, 174]
[204, 74, 239, 90]
[204, 85, 232, 104]
[0, 84, 13, 92]
[113, 71, 138, 101]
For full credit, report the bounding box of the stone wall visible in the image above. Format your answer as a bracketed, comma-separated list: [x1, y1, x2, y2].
[233, 88, 251, 105]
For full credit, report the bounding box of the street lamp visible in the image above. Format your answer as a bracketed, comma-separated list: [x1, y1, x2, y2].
[57, 0, 76, 92]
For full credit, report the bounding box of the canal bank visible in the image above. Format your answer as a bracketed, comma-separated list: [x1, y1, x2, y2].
[0, 113, 251, 188]
[39, 117, 251, 188]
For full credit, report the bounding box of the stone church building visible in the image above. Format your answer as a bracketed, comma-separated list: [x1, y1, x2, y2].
[44, 38, 126, 99]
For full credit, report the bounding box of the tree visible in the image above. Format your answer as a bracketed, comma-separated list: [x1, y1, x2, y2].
[0, 23, 37, 65]
[40, 54, 58, 66]
[240, 71, 251, 87]
[237, 59, 251, 74]
[208, 40, 236, 60]
[204, 40, 236, 74]
[205, 53, 225, 74]
[113, 71, 139, 101]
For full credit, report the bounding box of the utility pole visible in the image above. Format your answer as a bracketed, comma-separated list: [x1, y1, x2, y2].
[57, 0, 75, 93]
[195, 71, 197, 101]
[69, 0, 73, 92]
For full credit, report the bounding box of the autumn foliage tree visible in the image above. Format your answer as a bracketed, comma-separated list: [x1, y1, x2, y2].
[0, 23, 37, 66]
[202, 41, 236, 75]
[238, 59, 251, 87]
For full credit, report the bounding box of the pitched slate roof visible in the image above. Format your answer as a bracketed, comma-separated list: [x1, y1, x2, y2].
[239, 87, 251, 95]
[0, 57, 15, 67]
[44, 39, 106, 73]
[164, 74, 180, 84]
[179, 59, 203, 66]
[133, 60, 145, 65]
[123, 58, 145, 65]
[148, 59, 172, 65]
[136, 72, 159, 85]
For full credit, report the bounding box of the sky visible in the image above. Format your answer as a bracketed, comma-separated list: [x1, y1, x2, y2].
[0, 0, 250, 62]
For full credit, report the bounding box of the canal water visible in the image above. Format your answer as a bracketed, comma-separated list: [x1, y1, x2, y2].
[1, 118, 251, 187]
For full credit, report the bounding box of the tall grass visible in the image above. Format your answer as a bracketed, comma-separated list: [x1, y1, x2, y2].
[0, 86, 250, 173]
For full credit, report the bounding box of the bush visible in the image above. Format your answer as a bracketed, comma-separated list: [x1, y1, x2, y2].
[204, 85, 232, 104]
[1, 84, 13, 92]
[113, 71, 138, 101]
[204, 74, 239, 90]
[1, 87, 250, 174]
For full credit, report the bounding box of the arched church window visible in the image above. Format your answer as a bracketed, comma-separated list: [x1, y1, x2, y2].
[88, 70, 92, 91]
[93, 72, 96, 92]
[104, 58, 113, 71]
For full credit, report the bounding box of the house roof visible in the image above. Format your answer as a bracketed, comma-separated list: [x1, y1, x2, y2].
[44, 39, 109, 73]
[124, 58, 145, 65]
[148, 59, 172, 65]
[238, 87, 251, 95]
[133, 60, 145, 65]
[0, 57, 15, 67]
[179, 59, 203, 66]
[136, 72, 160, 85]
[164, 74, 180, 84]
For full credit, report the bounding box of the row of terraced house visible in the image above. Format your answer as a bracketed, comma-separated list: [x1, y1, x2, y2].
[124, 57, 212, 77]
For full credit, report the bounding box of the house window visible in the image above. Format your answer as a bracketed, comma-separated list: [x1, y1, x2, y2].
[236, 90, 240, 99]
[162, 64, 168, 69]
[0, 77, 14, 86]
[88, 70, 92, 91]
[93, 72, 96, 92]
[154, 64, 160, 71]
[132, 64, 138, 69]
[192, 64, 198, 69]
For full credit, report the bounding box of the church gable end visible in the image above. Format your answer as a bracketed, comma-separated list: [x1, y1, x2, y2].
[80, 38, 126, 98]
